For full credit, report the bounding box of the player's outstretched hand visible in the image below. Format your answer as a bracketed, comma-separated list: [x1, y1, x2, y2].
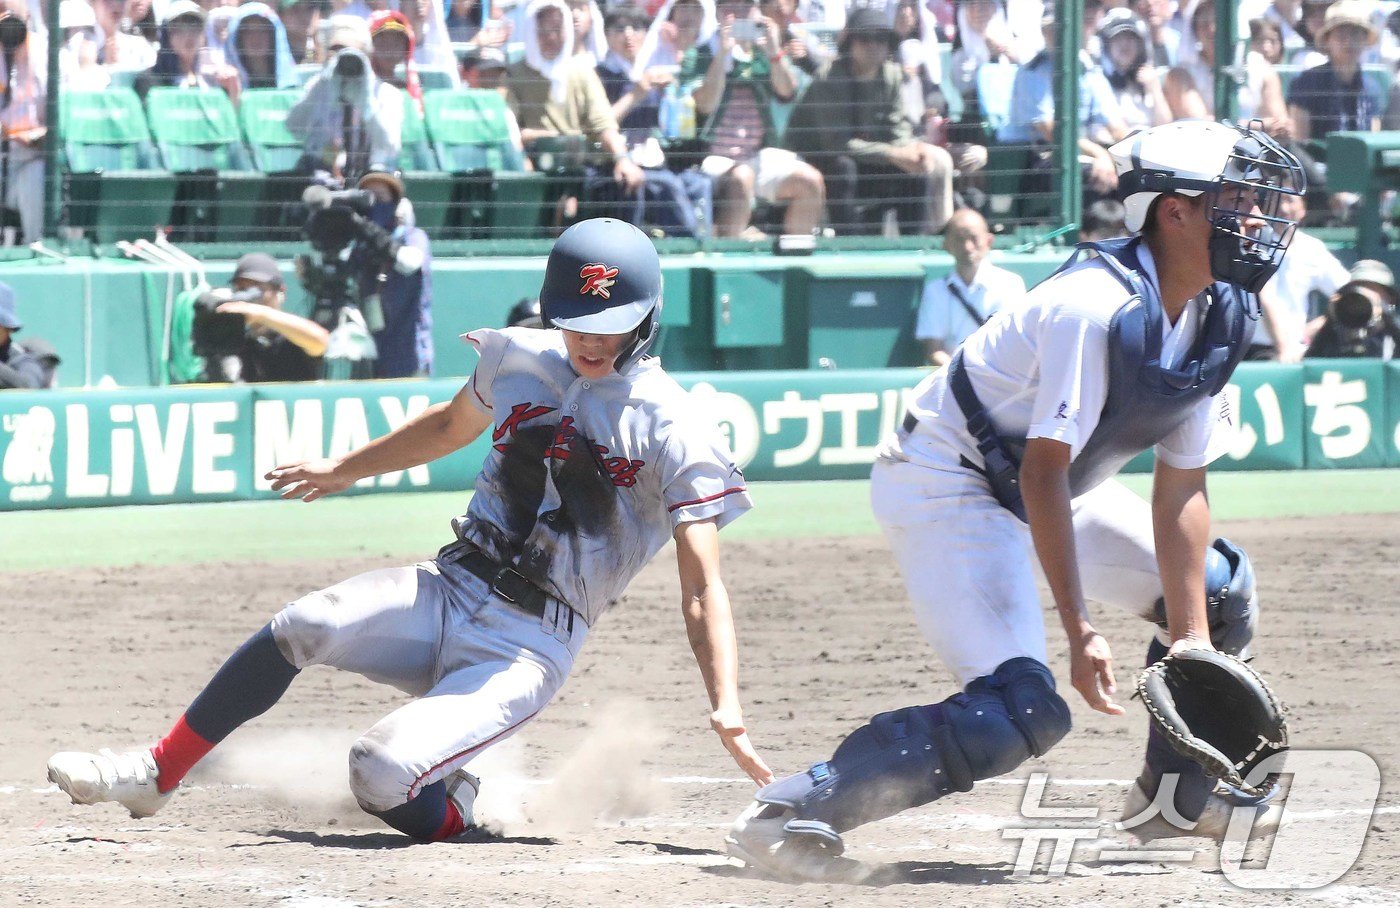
[265, 459, 353, 502]
[710, 708, 774, 787]
[1070, 630, 1126, 716]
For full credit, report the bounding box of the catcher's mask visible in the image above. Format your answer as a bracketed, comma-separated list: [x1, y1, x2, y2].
[1112, 120, 1306, 293]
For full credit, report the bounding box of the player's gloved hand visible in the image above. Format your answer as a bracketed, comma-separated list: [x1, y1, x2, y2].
[1070, 629, 1126, 716]
[710, 707, 774, 786]
[265, 458, 355, 502]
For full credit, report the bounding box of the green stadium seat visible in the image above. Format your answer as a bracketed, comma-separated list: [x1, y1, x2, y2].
[144, 87, 262, 240]
[397, 92, 456, 234]
[397, 64, 457, 92]
[61, 89, 178, 243]
[423, 89, 548, 238]
[239, 88, 305, 172]
[294, 62, 320, 87]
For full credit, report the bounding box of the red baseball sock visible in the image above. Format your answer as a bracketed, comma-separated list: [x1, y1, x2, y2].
[431, 799, 465, 842]
[150, 715, 215, 794]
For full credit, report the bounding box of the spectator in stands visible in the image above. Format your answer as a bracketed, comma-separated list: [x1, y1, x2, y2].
[396, 0, 460, 82]
[287, 16, 403, 180]
[92, 0, 158, 69]
[1003, 10, 1119, 199]
[567, 0, 606, 64]
[1255, 190, 1348, 362]
[1079, 198, 1127, 241]
[1082, 8, 1171, 144]
[135, 1, 242, 99]
[1081, 0, 1105, 66]
[1164, 0, 1292, 140]
[891, 0, 950, 136]
[125, 0, 159, 44]
[914, 208, 1025, 366]
[760, 0, 823, 76]
[0, 284, 47, 390]
[690, 0, 825, 237]
[595, 3, 713, 236]
[786, 7, 974, 236]
[1130, 0, 1179, 66]
[280, 0, 326, 64]
[637, 0, 715, 76]
[447, 0, 510, 47]
[196, 253, 329, 383]
[503, 0, 645, 220]
[368, 10, 420, 104]
[1249, 15, 1286, 65]
[948, 0, 1025, 111]
[1305, 258, 1400, 359]
[355, 170, 433, 378]
[1240, 0, 1303, 61]
[223, 2, 298, 89]
[59, 0, 112, 90]
[0, 0, 44, 246]
[1291, 0, 1332, 68]
[1287, 0, 1384, 141]
[458, 43, 508, 88]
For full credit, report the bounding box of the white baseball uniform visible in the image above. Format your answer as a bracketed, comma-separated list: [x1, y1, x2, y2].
[271, 326, 751, 811]
[876, 243, 1238, 686]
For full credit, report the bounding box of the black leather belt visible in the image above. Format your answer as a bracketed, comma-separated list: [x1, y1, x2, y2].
[449, 545, 553, 619]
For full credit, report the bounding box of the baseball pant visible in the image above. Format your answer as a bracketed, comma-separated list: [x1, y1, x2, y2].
[270, 558, 588, 813]
[869, 458, 1163, 687]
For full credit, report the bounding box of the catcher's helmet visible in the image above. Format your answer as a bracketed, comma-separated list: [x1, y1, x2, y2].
[539, 218, 663, 373]
[1109, 120, 1306, 293]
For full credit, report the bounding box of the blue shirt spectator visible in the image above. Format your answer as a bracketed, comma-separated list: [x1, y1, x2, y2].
[1000, 48, 1109, 143]
[1286, 62, 1384, 137]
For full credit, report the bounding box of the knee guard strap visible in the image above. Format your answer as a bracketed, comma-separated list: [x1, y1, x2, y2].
[1153, 537, 1258, 656]
[756, 657, 1072, 834]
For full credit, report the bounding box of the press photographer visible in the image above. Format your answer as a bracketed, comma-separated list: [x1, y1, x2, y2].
[285, 22, 404, 182]
[1305, 259, 1400, 360]
[185, 253, 330, 383]
[296, 170, 428, 378]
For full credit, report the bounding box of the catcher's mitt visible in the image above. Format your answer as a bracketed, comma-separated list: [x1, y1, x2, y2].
[1136, 648, 1289, 798]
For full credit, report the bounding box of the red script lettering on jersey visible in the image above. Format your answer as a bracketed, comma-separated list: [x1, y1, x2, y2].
[492, 403, 557, 451]
[579, 263, 619, 299]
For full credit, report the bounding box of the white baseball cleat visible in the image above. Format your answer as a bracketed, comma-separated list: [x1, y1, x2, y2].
[446, 768, 480, 827]
[726, 800, 864, 883]
[47, 749, 172, 819]
[1119, 780, 1286, 841]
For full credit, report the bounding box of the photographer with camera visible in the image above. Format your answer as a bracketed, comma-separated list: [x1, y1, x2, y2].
[287, 16, 403, 183]
[184, 253, 330, 384]
[1305, 259, 1400, 360]
[296, 172, 428, 379]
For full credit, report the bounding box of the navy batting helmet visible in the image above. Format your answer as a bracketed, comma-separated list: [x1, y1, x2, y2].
[539, 218, 663, 373]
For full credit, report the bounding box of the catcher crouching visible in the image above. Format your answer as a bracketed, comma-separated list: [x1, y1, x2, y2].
[726, 119, 1302, 881]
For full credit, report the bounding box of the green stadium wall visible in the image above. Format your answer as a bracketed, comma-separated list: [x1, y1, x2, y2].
[1, 362, 1398, 510]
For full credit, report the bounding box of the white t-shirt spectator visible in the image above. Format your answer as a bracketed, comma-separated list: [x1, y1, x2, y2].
[1257, 227, 1349, 348]
[915, 261, 1027, 354]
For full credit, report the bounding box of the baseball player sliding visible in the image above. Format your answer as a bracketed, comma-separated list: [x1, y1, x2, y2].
[727, 120, 1306, 879]
[48, 218, 774, 841]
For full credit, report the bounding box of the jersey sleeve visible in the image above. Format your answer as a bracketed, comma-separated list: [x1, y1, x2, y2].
[1154, 390, 1237, 470]
[1025, 304, 1111, 456]
[657, 418, 753, 531]
[461, 328, 509, 414]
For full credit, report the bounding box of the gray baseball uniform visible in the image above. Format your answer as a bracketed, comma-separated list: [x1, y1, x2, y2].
[271, 326, 751, 812]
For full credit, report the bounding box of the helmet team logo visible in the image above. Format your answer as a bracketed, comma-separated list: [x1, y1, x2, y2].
[579, 263, 620, 300]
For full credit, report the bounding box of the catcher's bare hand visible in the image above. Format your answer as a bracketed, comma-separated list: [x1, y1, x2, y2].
[1071, 630, 1125, 716]
[265, 459, 353, 502]
[711, 708, 774, 786]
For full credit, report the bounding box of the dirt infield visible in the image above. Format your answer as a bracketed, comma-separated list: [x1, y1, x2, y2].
[5, 512, 1399, 907]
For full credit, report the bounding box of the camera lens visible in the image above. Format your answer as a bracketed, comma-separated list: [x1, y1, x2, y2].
[335, 51, 364, 79]
[1333, 291, 1375, 330]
